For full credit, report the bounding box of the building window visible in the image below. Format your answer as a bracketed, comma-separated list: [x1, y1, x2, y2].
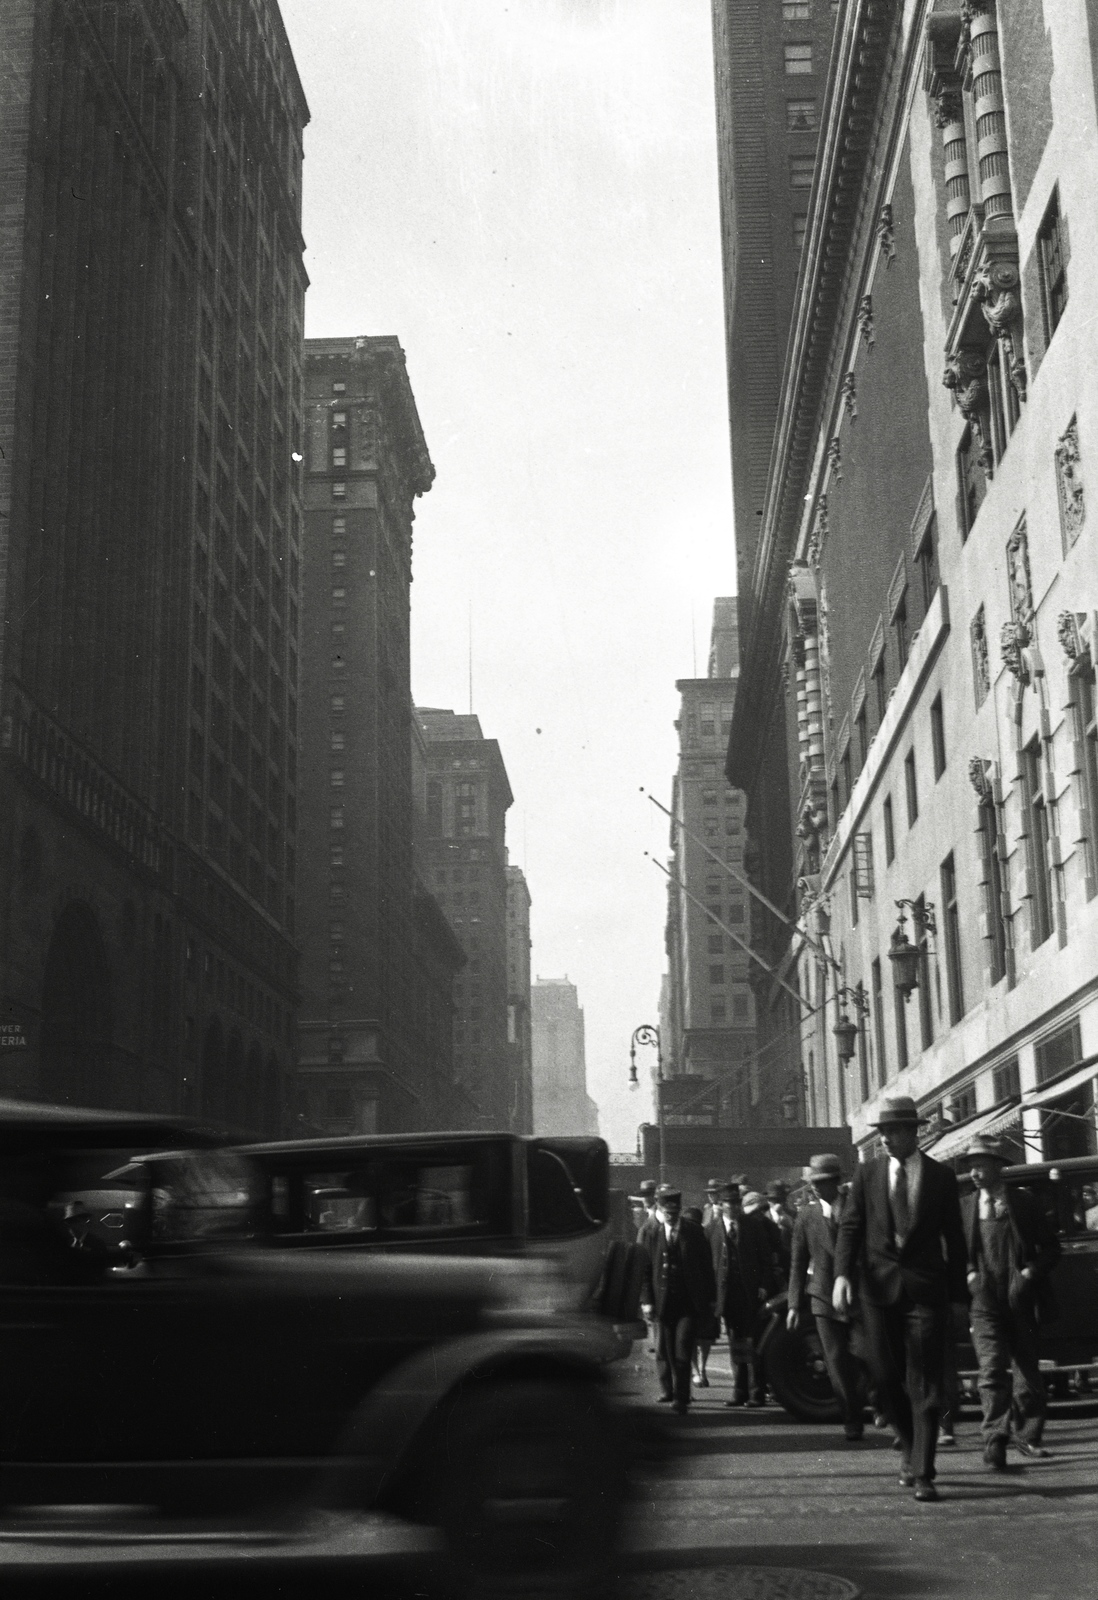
[709, 965, 725, 985]
[915, 895, 933, 1051]
[330, 731, 345, 751]
[332, 516, 346, 538]
[786, 98, 817, 131]
[331, 447, 346, 468]
[957, 425, 986, 540]
[733, 995, 749, 1020]
[332, 482, 346, 499]
[707, 935, 724, 954]
[331, 695, 345, 714]
[789, 155, 814, 189]
[904, 749, 918, 826]
[1068, 667, 1098, 898]
[1038, 186, 1068, 342]
[893, 591, 909, 672]
[930, 693, 946, 779]
[792, 213, 808, 253]
[872, 957, 887, 1086]
[702, 788, 718, 808]
[782, 1, 811, 17]
[849, 866, 859, 928]
[332, 381, 346, 394]
[915, 513, 939, 614]
[1034, 1016, 1082, 1086]
[873, 654, 887, 726]
[784, 42, 813, 72]
[1023, 738, 1055, 948]
[330, 806, 344, 829]
[332, 550, 346, 569]
[894, 981, 909, 1074]
[940, 852, 964, 1025]
[976, 792, 1008, 985]
[856, 705, 868, 769]
[700, 702, 716, 737]
[992, 1056, 1020, 1103]
[711, 1000, 727, 1024]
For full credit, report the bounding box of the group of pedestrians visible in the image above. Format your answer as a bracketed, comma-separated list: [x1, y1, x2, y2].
[633, 1095, 1062, 1503]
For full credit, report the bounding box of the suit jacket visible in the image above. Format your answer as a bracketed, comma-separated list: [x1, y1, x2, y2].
[642, 1216, 716, 1319]
[788, 1195, 846, 1316]
[960, 1185, 1060, 1318]
[835, 1152, 968, 1308]
[706, 1210, 780, 1316]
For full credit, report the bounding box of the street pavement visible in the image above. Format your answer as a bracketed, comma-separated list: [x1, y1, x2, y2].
[615, 1353, 1098, 1600]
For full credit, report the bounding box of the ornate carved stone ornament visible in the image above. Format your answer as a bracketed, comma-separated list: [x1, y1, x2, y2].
[1000, 619, 1030, 685]
[857, 294, 875, 347]
[933, 85, 963, 130]
[970, 605, 991, 705]
[876, 203, 896, 263]
[968, 755, 992, 800]
[1055, 417, 1085, 547]
[806, 495, 829, 569]
[1005, 518, 1034, 637]
[943, 347, 993, 474]
[1057, 610, 1090, 672]
[972, 258, 1026, 399]
[841, 373, 857, 422]
[827, 436, 842, 481]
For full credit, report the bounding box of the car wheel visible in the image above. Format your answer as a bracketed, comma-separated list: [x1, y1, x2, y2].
[424, 1377, 622, 1598]
[764, 1322, 843, 1424]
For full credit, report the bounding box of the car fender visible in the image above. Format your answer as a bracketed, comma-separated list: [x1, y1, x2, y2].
[322, 1322, 610, 1510]
[756, 1290, 788, 1356]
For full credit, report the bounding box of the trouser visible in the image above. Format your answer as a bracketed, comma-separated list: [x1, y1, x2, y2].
[970, 1294, 1047, 1445]
[862, 1291, 946, 1482]
[724, 1308, 763, 1402]
[657, 1309, 698, 1406]
[812, 1310, 866, 1428]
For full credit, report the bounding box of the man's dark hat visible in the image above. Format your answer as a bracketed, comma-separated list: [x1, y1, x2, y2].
[638, 1178, 657, 1198]
[870, 1095, 920, 1127]
[963, 1135, 1010, 1165]
[715, 1181, 741, 1199]
[705, 1176, 723, 1192]
[766, 1180, 790, 1200]
[803, 1153, 843, 1182]
[654, 1183, 681, 1204]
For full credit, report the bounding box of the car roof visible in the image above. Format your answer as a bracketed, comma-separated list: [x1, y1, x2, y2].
[239, 1129, 524, 1157]
[0, 1097, 229, 1147]
[1004, 1155, 1098, 1181]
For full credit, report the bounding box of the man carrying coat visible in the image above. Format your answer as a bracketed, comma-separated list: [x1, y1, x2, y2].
[834, 1097, 968, 1502]
[961, 1135, 1060, 1469]
[640, 1184, 717, 1414]
[788, 1153, 866, 1440]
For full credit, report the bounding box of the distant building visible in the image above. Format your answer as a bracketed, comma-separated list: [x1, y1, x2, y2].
[505, 861, 534, 1134]
[417, 710, 517, 1129]
[532, 978, 599, 1137]
[663, 600, 780, 1124]
[0, 0, 308, 1130]
[296, 335, 447, 1135]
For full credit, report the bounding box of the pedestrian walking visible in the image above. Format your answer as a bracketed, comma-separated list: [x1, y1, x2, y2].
[640, 1185, 717, 1414]
[834, 1097, 968, 1502]
[700, 1178, 724, 1229]
[787, 1153, 867, 1440]
[707, 1182, 779, 1407]
[960, 1135, 1061, 1470]
[766, 1179, 795, 1275]
[635, 1178, 659, 1243]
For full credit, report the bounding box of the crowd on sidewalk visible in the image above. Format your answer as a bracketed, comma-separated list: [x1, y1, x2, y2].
[631, 1096, 1063, 1503]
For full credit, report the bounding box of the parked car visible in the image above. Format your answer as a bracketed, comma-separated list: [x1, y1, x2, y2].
[0, 1102, 631, 1597]
[757, 1154, 1098, 1423]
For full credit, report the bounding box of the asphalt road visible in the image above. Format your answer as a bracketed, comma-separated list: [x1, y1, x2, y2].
[616, 1354, 1098, 1600]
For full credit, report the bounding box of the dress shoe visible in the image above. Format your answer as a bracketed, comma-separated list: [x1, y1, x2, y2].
[913, 1479, 940, 1502]
[983, 1436, 1008, 1471]
[872, 1412, 889, 1430]
[692, 1373, 709, 1387]
[1014, 1439, 1052, 1460]
[725, 1396, 747, 1408]
[657, 1393, 674, 1404]
[898, 1470, 916, 1487]
[938, 1430, 956, 1447]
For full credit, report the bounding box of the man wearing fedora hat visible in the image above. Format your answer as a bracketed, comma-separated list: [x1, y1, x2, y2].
[961, 1135, 1060, 1469]
[834, 1097, 968, 1501]
[640, 1184, 717, 1414]
[788, 1154, 867, 1440]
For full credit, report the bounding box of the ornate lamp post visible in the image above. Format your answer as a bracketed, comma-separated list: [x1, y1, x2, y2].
[888, 900, 936, 999]
[629, 1023, 665, 1183]
[832, 983, 870, 1066]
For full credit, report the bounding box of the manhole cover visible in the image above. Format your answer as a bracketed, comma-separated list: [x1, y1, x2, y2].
[627, 1568, 860, 1600]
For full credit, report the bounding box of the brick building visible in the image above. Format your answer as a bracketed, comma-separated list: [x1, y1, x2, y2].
[728, 0, 1098, 1161]
[663, 599, 770, 1123]
[295, 336, 463, 1135]
[0, 0, 308, 1129]
[416, 709, 517, 1129]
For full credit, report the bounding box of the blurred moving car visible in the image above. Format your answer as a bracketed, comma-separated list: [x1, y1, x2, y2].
[0, 1102, 631, 1597]
[756, 1153, 1098, 1423]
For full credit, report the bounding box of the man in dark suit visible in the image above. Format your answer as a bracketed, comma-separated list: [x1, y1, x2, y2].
[961, 1135, 1060, 1470]
[640, 1184, 716, 1414]
[707, 1182, 780, 1406]
[788, 1152, 866, 1440]
[766, 1179, 795, 1275]
[834, 1097, 968, 1502]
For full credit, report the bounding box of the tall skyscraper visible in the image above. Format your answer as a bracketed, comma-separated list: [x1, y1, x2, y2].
[295, 335, 455, 1136]
[505, 860, 534, 1135]
[0, 0, 308, 1130]
[663, 600, 764, 1122]
[531, 977, 599, 1138]
[416, 709, 516, 1129]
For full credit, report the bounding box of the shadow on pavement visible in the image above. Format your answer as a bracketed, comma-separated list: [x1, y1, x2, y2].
[613, 1542, 941, 1599]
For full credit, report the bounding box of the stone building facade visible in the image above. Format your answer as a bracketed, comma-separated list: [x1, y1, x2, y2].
[296, 336, 463, 1135]
[0, 0, 308, 1130]
[663, 599, 774, 1125]
[531, 977, 599, 1139]
[728, 0, 1098, 1162]
[416, 709, 517, 1129]
[505, 860, 534, 1135]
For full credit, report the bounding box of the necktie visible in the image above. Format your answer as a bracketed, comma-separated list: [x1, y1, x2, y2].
[892, 1161, 910, 1244]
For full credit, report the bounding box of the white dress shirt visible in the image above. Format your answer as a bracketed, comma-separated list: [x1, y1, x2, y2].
[817, 1196, 834, 1221]
[978, 1187, 1008, 1221]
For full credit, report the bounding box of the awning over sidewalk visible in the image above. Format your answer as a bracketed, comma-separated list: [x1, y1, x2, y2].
[1022, 1055, 1098, 1110]
[922, 1102, 1020, 1162]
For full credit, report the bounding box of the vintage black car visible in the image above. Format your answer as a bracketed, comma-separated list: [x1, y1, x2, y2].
[758, 1154, 1098, 1423]
[0, 1100, 630, 1596]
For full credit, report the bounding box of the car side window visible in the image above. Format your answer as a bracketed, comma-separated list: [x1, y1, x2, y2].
[528, 1148, 592, 1238]
[303, 1172, 378, 1233]
[378, 1162, 480, 1232]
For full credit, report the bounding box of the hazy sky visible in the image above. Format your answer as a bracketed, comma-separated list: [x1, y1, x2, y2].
[278, 0, 736, 1150]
